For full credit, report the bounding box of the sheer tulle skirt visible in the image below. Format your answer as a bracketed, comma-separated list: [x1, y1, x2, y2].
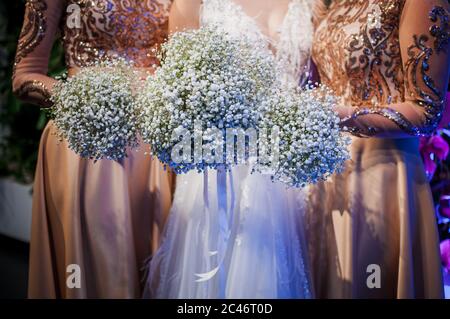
[145, 165, 312, 299]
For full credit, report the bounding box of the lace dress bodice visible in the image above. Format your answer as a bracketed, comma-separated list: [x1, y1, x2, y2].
[200, 0, 314, 87]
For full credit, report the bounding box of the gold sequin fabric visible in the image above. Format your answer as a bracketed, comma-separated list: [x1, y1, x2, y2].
[14, 80, 52, 106]
[313, 0, 406, 107]
[13, 0, 48, 78]
[63, 0, 172, 67]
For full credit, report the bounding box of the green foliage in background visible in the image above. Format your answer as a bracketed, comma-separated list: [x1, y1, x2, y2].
[0, 0, 65, 184]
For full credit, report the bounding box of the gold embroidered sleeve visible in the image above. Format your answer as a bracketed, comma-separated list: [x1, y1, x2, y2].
[12, 0, 65, 107]
[342, 0, 450, 138]
[402, 3, 449, 135]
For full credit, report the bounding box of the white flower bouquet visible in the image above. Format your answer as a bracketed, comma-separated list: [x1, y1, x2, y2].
[50, 59, 140, 161]
[136, 26, 276, 173]
[137, 25, 350, 187]
[258, 85, 351, 188]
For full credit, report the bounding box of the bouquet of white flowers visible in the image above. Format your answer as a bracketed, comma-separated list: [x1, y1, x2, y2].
[137, 25, 350, 187]
[136, 26, 276, 173]
[50, 59, 140, 161]
[258, 85, 351, 188]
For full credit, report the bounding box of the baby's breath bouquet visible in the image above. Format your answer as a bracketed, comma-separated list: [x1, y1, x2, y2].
[137, 25, 350, 186]
[137, 26, 276, 173]
[50, 59, 140, 161]
[258, 85, 351, 188]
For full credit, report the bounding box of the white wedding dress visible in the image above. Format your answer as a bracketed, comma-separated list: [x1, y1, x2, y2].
[145, 0, 314, 299]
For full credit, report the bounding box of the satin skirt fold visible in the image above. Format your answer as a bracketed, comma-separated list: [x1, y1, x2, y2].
[28, 121, 175, 299]
[305, 137, 444, 299]
[145, 165, 312, 299]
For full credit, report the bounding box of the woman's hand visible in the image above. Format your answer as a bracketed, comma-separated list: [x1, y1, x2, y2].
[332, 104, 354, 122]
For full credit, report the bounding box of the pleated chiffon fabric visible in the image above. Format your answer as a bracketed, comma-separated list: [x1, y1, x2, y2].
[29, 123, 174, 298]
[306, 137, 443, 298]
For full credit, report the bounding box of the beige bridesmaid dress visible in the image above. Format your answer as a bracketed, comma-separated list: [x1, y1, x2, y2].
[308, 0, 449, 298]
[12, 0, 174, 298]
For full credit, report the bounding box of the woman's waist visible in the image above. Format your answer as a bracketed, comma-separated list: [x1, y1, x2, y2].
[348, 135, 423, 169]
[350, 135, 420, 153]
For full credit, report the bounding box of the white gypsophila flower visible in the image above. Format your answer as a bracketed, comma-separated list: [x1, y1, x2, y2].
[257, 85, 351, 188]
[50, 59, 140, 161]
[136, 25, 276, 173]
